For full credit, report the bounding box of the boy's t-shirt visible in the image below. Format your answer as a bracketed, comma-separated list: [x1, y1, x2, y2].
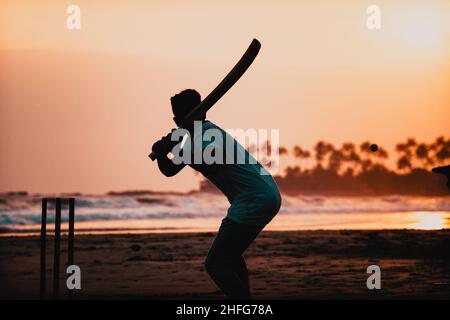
[181, 120, 281, 226]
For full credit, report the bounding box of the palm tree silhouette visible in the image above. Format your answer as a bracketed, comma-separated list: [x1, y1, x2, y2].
[395, 138, 417, 172]
[293, 145, 311, 170]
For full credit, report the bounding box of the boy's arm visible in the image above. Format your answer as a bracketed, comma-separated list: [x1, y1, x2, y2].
[152, 134, 186, 177]
[156, 154, 185, 177]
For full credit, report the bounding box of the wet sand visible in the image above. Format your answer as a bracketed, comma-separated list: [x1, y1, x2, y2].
[1, 230, 450, 299]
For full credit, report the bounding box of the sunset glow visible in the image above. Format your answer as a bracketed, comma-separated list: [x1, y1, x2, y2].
[2, 1, 450, 303]
[1, 0, 449, 193]
[408, 212, 448, 230]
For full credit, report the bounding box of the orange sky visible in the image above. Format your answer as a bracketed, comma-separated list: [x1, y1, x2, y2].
[1, 0, 449, 193]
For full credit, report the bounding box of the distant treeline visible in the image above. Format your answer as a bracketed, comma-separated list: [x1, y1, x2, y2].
[200, 136, 450, 196]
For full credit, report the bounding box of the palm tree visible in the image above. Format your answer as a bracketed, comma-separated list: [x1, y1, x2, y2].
[375, 146, 389, 159]
[328, 149, 345, 173]
[358, 141, 389, 173]
[293, 145, 311, 170]
[397, 155, 412, 172]
[293, 145, 311, 159]
[415, 143, 434, 169]
[279, 146, 288, 156]
[431, 136, 450, 165]
[395, 138, 417, 172]
[314, 141, 334, 168]
[340, 142, 360, 174]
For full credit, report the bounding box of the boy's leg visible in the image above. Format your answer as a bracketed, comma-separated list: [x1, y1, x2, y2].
[205, 217, 264, 299]
[234, 255, 250, 296]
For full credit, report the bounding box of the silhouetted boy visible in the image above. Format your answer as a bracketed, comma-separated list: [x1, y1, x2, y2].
[152, 89, 281, 299]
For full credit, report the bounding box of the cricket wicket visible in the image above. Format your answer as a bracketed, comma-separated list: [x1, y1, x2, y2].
[40, 198, 75, 299]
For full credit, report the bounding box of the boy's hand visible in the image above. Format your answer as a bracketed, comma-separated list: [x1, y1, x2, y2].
[151, 130, 176, 156]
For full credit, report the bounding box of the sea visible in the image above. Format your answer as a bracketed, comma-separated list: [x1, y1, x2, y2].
[1, 192, 449, 236]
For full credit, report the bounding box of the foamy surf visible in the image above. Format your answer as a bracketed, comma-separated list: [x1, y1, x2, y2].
[1, 192, 449, 235]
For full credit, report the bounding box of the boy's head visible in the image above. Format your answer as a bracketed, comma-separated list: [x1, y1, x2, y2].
[171, 89, 204, 126]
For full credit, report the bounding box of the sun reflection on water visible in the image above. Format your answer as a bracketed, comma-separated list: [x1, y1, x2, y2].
[408, 212, 449, 230]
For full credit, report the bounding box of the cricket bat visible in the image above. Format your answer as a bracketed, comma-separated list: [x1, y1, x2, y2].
[149, 38, 261, 161]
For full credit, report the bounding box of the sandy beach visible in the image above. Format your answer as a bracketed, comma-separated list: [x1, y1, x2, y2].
[1, 229, 449, 299]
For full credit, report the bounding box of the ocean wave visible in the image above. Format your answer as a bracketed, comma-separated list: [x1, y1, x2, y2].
[0, 193, 449, 227]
